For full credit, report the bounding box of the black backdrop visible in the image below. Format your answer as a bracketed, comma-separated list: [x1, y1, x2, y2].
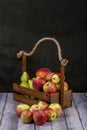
[0, 0, 87, 92]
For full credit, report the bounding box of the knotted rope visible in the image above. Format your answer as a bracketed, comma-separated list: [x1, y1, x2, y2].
[17, 37, 68, 66]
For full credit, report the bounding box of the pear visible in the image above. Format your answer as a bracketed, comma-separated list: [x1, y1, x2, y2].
[21, 71, 29, 82]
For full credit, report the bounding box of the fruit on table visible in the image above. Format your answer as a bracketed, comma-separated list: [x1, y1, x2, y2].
[30, 104, 41, 113]
[49, 103, 62, 117]
[16, 102, 63, 125]
[38, 101, 48, 110]
[44, 107, 56, 121]
[43, 81, 57, 94]
[21, 109, 33, 123]
[33, 110, 47, 125]
[21, 71, 30, 82]
[16, 104, 30, 117]
[36, 68, 51, 78]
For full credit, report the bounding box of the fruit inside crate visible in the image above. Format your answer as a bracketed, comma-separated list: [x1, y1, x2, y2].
[13, 37, 72, 109]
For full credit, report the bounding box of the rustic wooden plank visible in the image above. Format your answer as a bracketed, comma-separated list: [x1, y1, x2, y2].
[36, 122, 52, 130]
[64, 94, 83, 130]
[13, 93, 39, 106]
[73, 93, 87, 130]
[0, 93, 87, 130]
[51, 113, 68, 130]
[35, 113, 67, 130]
[13, 83, 50, 102]
[18, 119, 34, 130]
[84, 93, 87, 97]
[0, 93, 18, 130]
[0, 93, 8, 123]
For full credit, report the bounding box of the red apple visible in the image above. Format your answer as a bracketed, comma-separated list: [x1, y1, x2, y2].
[21, 109, 33, 123]
[45, 73, 54, 81]
[30, 104, 41, 113]
[32, 77, 46, 90]
[21, 71, 30, 82]
[43, 81, 57, 94]
[55, 72, 61, 78]
[36, 68, 51, 78]
[52, 74, 60, 84]
[64, 81, 68, 91]
[49, 103, 62, 117]
[28, 77, 45, 90]
[55, 72, 66, 80]
[16, 104, 30, 117]
[44, 107, 56, 121]
[33, 110, 47, 125]
[38, 101, 48, 110]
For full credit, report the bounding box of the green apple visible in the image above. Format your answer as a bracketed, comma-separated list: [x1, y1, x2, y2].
[49, 103, 62, 117]
[52, 74, 60, 84]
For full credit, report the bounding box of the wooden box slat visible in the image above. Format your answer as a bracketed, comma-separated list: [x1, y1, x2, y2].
[13, 83, 72, 108]
[13, 83, 50, 102]
[13, 93, 39, 105]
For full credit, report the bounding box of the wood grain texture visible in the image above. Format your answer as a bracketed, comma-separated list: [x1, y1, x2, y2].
[64, 100, 83, 130]
[73, 93, 87, 130]
[0, 93, 87, 130]
[0, 93, 8, 124]
[13, 83, 72, 108]
[0, 93, 18, 130]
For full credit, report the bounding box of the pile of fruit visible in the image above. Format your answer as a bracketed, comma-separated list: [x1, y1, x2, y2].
[16, 101, 62, 125]
[20, 67, 69, 93]
[15, 67, 69, 125]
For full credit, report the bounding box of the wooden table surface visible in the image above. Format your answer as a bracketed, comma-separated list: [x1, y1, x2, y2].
[0, 93, 87, 130]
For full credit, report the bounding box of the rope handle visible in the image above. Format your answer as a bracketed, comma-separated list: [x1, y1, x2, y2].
[17, 37, 68, 66]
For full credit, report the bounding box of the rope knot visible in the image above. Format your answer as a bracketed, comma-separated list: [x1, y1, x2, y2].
[61, 59, 68, 66]
[17, 51, 25, 58]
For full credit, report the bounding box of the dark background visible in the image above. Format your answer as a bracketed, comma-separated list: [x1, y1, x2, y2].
[0, 0, 87, 92]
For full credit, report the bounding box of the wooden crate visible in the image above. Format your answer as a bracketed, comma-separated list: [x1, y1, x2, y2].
[13, 37, 72, 109]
